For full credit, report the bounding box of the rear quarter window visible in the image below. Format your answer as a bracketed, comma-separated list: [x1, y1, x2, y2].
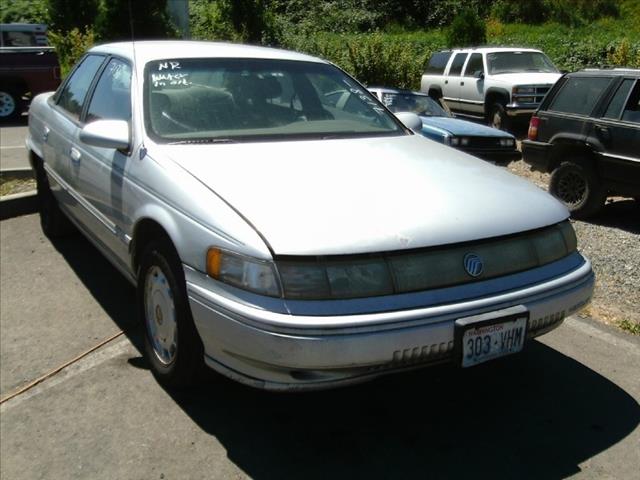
[424, 52, 452, 75]
[548, 76, 612, 116]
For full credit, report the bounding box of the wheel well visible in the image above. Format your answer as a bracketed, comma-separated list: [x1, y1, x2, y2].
[484, 91, 509, 118]
[549, 143, 595, 173]
[1, 78, 28, 95]
[428, 87, 442, 99]
[131, 219, 175, 277]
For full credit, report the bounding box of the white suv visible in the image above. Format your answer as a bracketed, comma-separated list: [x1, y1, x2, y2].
[421, 47, 562, 130]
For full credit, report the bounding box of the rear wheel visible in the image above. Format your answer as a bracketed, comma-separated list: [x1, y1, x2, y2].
[35, 161, 74, 238]
[549, 161, 605, 219]
[0, 90, 20, 121]
[138, 240, 204, 388]
[489, 102, 510, 131]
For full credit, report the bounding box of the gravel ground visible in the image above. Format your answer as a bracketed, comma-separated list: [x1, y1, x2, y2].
[505, 159, 640, 331]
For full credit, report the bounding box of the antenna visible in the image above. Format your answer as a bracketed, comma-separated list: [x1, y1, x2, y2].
[127, 0, 146, 159]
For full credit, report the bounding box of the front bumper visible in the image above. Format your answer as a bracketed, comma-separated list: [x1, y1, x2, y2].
[186, 255, 594, 391]
[462, 147, 521, 164]
[505, 103, 539, 117]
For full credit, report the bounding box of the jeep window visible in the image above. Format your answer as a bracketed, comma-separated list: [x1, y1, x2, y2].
[56, 55, 105, 120]
[487, 52, 558, 75]
[621, 81, 640, 124]
[424, 52, 452, 75]
[464, 53, 484, 77]
[448, 53, 468, 76]
[548, 77, 611, 116]
[604, 79, 635, 120]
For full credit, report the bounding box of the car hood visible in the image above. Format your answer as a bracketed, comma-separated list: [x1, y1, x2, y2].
[420, 116, 513, 138]
[491, 72, 562, 86]
[162, 135, 567, 256]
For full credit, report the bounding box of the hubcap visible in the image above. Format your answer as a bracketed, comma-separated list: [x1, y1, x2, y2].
[557, 171, 586, 206]
[144, 265, 178, 365]
[492, 111, 502, 130]
[0, 91, 16, 117]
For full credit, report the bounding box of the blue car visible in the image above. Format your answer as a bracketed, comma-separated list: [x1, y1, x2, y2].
[369, 87, 520, 164]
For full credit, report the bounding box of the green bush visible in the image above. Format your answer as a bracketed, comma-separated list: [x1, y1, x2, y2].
[48, 27, 95, 77]
[47, 0, 98, 33]
[0, 0, 48, 24]
[446, 8, 486, 48]
[94, 0, 177, 41]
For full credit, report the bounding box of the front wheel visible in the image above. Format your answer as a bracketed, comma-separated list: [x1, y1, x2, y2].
[488, 102, 510, 131]
[138, 240, 204, 388]
[35, 161, 74, 238]
[549, 161, 605, 219]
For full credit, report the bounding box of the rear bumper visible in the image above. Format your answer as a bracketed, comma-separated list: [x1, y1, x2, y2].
[522, 139, 553, 172]
[187, 255, 594, 391]
[505, 103, 539, 117]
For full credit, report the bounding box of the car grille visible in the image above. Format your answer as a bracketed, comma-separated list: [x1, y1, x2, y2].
[464, 137, 503, 149]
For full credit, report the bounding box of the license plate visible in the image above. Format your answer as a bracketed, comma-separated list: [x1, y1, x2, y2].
[455, 307, 529, 368]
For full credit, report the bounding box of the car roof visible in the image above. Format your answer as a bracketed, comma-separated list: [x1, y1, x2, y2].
[434, 47, 542, 54]
[368, 86, 428, 96]
[89, 40, 327, 65]
[569, 68, 640, 77]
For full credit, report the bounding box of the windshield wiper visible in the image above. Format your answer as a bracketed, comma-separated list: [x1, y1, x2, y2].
[168, 138, 238, 145]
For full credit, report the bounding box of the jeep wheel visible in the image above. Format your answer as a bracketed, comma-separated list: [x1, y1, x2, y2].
[0, 90, 19, 121]
[549, 161, 605, 219]
[489, 102, 510, 131]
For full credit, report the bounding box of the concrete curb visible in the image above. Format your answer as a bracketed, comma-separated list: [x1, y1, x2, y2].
[1, 168, 37, 220]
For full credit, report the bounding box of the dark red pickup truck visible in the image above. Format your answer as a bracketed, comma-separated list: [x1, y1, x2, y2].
[1, 23, 61, 120]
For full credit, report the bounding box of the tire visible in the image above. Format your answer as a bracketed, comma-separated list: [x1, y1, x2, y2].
[0, 90, 20, 121]
[488, 102, 510, 131]
[138, 239, 204, 388]
[549, 161, 606, 219]
[35, 161, 75, 238]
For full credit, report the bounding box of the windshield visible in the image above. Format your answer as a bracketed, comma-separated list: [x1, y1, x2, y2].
[486, 52, 558, 75]
[379, 92, 449, 117]
[144, 58, 404, 142]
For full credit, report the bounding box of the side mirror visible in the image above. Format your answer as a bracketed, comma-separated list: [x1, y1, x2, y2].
[475, 71, 485, 80]
[80, 120, 130, 150]
[395, 112, 423, 132]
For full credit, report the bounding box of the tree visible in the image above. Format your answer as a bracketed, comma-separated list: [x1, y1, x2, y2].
[1, 0, 48, 24]
[446, 8, 486, 48]
[47, 0, 99, 32]
[94, 0, 177, 41]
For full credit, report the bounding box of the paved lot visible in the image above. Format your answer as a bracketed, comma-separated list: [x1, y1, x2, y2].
[1, 213, 639, 480]
[0, 119, 30, 170]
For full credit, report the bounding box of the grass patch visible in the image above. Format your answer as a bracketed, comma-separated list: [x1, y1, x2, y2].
[0, 176, 36, 196]
[618, 319, 640, 336]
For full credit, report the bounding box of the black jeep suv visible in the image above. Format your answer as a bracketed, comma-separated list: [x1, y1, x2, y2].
[522, 69, 639, 218]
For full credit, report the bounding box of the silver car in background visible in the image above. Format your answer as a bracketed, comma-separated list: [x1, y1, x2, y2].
[26, 41, 594, 391]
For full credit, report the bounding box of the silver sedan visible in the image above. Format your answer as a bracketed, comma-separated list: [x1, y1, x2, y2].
[26, 41, 594, 390]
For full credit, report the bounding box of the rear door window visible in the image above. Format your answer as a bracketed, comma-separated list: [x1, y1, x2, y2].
[548, 77, 612, 116]
[424, 52, 452, 75]
[448, 53, 468, 76]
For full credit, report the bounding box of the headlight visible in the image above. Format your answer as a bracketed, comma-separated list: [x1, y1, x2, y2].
[500, 138, 515, 147]
[279, 259, 393, 299]
[513, 86, 535, 94]
[460, 137, 469, 146]
[206, 248, 281, 297]
[450, 137, 460, 146]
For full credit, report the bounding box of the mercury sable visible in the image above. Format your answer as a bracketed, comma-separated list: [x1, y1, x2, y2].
[26, 41, 594, 390]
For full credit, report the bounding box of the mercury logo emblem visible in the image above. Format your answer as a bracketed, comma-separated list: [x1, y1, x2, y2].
[463, 253, 484, 277]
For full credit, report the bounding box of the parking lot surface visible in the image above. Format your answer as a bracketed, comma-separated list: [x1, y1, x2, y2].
[0, 119, 29, 170]
[1, 213, 639, 480]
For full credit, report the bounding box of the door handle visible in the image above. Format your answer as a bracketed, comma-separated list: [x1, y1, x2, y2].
[42, 126, 50, 142]
[445, 80, 448, 84]
[596, 126, 611, 140]
[460, 81, 465, 86]
[70, 147, 81, 163]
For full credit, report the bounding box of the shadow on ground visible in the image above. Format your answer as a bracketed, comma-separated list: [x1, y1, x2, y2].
[50, 229, 639, 480]
[587, 199, 640, 234]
